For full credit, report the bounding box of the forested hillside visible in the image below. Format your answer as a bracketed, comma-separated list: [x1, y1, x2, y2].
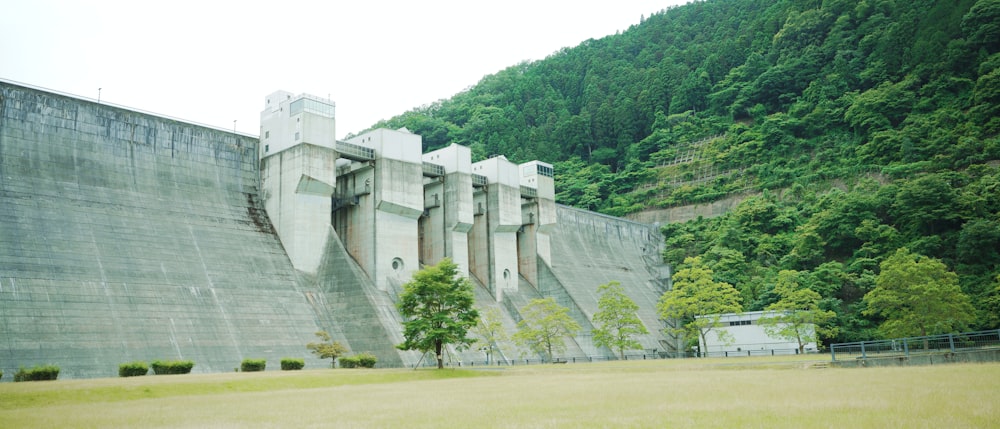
[366, 0, 1000, 344]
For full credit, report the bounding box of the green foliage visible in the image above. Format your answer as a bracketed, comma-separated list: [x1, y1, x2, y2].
[984, 275, 1000, 328]
[339, 353, 377, 369]
[280, 358, 305, 371]
[470, 307, 509, 365]
[150, 360, 195, 375]
[513, 297, 582, 362]
[759, 270, 837, 353]
[240, 359, 266, 372]
[863, 248, 976, 339]
[592, 281, 649, 359]
[306, 331, 349, 368]
[355, 0, 1000, 338]
[118, 361, 149, 377]
[14, 365, 60, 382]
[396, 258, 479, 369]
[658, 257, 743, 354]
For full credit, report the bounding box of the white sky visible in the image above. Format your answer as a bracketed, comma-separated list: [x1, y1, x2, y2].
[1, 1, 688, 138]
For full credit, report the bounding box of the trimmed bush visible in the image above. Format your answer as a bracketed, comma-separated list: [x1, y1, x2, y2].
[14, 364, 60, 382]
[280, 358, 305, 371]
[240, 358, 266, 372]
[151, 360, 195, 375]
[339, 352, 377, 369]
[118, 361, 149, 377]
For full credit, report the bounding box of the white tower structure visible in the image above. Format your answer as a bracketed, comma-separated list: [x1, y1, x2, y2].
[259, 91, 338, 274]
[469, 156, 522, 301]
[517, 160, 556, 288]
[421, 144, 475, 277]
[333, 128, 424, 291]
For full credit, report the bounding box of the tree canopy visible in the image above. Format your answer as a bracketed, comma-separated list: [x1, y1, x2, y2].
[396, 258, 479, 369]
[863, 248, 976, 339]
[306, 331, 349, 368]
[513, 298, 582, 362]
[657, 257, 743, 355]
[470, 307, 509, 365]
[760, 270, 837, 353]
[592, 281, 649, 359]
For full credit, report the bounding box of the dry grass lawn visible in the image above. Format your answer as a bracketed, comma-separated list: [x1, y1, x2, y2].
[1, 357, 997, 428]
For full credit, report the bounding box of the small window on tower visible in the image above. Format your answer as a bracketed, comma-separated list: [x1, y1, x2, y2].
[264, 130, 270, 139]
[295, 132, 300, 141]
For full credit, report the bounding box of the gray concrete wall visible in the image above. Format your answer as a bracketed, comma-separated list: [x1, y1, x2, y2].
[543, 205, 677, 355]
[0, 82, 336, 378]
[626, 193, 750, 224]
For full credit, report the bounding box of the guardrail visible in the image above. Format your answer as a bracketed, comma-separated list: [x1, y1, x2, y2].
[830, 330, 1000, 362]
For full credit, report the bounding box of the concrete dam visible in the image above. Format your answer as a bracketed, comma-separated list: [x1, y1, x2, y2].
[0, 81, 675, 378]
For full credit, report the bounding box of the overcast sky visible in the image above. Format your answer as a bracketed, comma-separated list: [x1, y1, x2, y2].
[2, 1, 688, 138]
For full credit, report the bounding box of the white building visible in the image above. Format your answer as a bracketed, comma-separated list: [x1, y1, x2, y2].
[696, 311, 817, 356]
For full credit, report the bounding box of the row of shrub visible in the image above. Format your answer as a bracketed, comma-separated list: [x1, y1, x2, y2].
[240, 358, 266, 372]
[280, 358, 304, 370]
[119, 361, 149, 377]
[339, 352, 377, 368]
[6, 354, 373, 381]
[151, 360, 195, 375]
[12, 364, 60, 381]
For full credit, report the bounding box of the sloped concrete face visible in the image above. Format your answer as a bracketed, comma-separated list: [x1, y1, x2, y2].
[542, 205, 678, 356]
[260, 143, 338, 274]
[0, 83, 334, 378]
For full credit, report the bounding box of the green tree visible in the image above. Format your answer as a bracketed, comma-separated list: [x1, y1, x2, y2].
[592, 281, 650, 359]
[471, 307, 509, 365]
[513, 297, 581, 362]
[760, 270, 837, 354]
[306, 331, 349, 368]
[657, 257, 743, 356]
[984, 274, 1000, 329]
[397, 258, 479, 369]
[863, 249, 976, 345]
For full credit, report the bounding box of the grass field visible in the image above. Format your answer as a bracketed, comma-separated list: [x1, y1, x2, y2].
[1, 357, 997, 428]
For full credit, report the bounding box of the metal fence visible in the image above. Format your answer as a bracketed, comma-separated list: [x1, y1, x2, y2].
[403, 351, 671, 369]
[830, 330, 1000, 362]
[697, 348, 810, 358]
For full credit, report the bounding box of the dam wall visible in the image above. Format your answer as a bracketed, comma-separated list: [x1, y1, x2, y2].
[0, 82, 336, 378]
[1, 82, 677, 376]
[542, 205, 676, 355]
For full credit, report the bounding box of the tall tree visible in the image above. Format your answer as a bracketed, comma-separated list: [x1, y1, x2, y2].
[759, 270, 836, 354]
[592, 281, 650, 359]
[397, 258, 479, 369]
[863, 248, 976, 345]
[657, 256, 743, 356]
[471, 307, 509, 365]
[306, 331, 349, 368]
[513, 297, 581, 362]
